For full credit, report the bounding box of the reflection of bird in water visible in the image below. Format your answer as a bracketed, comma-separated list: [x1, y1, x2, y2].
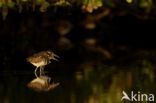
[27, 50, 59, 77]
[27, 76, 60, 92]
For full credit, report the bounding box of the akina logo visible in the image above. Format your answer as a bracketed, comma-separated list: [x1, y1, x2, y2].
[121, 91, 154, 102]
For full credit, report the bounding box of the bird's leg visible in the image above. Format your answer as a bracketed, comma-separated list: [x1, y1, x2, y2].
[42, 66, 45, 75]
[40, 66, 45, 76]
[40, 66, 42, 77]
[48, 77, 51, 84]
[34, 67, 39, 78]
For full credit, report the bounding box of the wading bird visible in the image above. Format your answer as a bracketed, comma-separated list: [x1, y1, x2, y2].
[27, 50, 59, 77]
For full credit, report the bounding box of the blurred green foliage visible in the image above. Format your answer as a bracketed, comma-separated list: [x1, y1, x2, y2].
[0, 0, 155, 20]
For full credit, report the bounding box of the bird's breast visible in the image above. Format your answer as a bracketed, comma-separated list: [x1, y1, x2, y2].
[31, 60, 47, 67]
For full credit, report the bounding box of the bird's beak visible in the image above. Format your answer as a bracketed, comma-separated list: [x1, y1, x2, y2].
[53, 53, 59, 61]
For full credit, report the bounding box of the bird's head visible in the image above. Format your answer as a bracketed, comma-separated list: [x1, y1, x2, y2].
[46, 50, 59, 61]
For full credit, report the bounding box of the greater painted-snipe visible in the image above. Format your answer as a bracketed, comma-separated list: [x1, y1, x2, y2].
[27, 50, 59, 77]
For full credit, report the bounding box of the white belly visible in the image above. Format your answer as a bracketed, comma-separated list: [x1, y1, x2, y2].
[32, 61, 46, 67]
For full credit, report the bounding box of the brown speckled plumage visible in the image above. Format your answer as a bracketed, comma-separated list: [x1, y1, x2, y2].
[27, 50, 59, 63]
